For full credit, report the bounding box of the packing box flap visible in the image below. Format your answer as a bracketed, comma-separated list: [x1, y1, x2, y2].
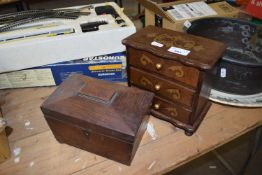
[136, 0, 174, 21]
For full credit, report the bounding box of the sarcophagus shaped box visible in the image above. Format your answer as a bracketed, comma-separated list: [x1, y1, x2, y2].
[41, 74, 153, 165]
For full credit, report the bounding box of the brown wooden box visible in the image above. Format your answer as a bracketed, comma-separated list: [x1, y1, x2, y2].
[122, 26, 226, 135]
[41, 74, 154, 165]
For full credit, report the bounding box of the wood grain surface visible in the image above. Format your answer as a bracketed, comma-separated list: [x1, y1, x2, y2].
[128, 47, 200, 88]
[123, 25, 227, 70]
[0, 87, 261, 175]
[41, 74, 154, 142]
[130, 67, 195, 107]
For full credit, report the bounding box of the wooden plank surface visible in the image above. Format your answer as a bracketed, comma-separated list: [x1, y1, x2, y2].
[0, 87, 261, 175]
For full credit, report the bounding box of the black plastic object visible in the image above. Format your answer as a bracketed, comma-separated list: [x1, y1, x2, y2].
[187, 18, 262, 95]
[95, 5, 119, 18]
[80, 21, 108, 32]
[95, 5, 127, 27]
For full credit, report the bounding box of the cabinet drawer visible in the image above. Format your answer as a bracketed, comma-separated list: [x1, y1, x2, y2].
[130, 67, 195, 107]
[128, 47, 200, 88]
[151, 97, 192, 124]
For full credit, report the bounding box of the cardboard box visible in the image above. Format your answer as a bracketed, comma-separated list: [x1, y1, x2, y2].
[138, 0, 239, 32]
[0, 52, 127, 89]
[0, 2, 135, 73]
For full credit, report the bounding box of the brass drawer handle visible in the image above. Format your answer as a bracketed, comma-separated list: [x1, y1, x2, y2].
[154, 103, 160, 110]
[155, 84, 161, 91]
[155, 63, 162, 70]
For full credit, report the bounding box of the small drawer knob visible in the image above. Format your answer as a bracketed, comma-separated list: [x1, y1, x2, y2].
[154, 103, 160, 110]
[155, 84, 161, 91]
[82, 130, 90, 141]
[155, 63, 162, 70]
[84, 131, 89, 136]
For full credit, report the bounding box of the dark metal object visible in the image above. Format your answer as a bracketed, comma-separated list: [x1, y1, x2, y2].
[0, 9, 90, 32]
[187, 18, 262, 95]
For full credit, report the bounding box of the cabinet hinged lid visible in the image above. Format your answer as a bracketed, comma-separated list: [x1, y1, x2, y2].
[41, 74, 154, 143]
[122, 25, 227, 70]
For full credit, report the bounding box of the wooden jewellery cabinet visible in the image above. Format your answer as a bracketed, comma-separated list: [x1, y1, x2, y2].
[123, 26, 226, 135]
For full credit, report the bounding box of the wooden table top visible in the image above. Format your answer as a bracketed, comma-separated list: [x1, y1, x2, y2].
[0, 87, 261, 175]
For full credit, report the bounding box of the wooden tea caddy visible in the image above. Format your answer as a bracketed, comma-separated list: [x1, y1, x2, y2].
[41, 74, 154, 165]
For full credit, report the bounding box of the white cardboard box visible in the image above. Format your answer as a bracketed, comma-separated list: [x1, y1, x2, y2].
[0, 2, 136, 73]
[0, 52, 127, 89]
